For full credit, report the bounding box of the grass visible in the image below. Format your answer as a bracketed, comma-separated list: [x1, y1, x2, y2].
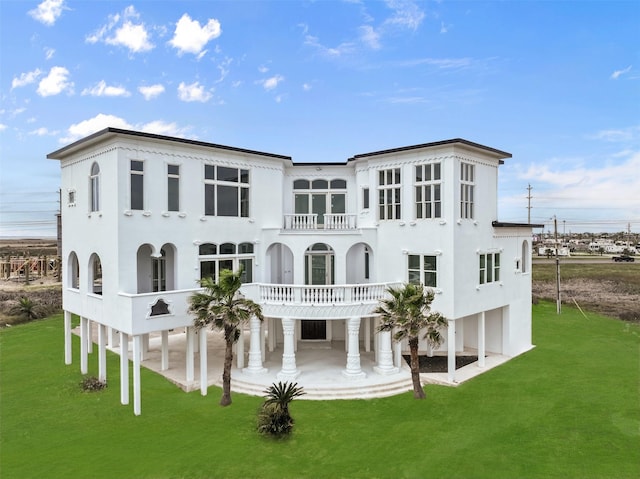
[1, 303, 639, 479]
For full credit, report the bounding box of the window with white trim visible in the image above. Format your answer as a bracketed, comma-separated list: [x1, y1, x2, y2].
[199, 242, 254, 283]
[167, 164, 180, 212]
[90, 162, 100, 212]
[130, 160, 144, 210]
[408, 254, 437, 287]
[479, 252, 500, 284]
[460, 162, 474, 219]
[204, 165, 250, 217]
[378, 168, 401, 220]
[415, 163, 441, 219]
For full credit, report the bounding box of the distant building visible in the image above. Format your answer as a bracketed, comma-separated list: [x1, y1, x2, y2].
[48, 128, 540, 415]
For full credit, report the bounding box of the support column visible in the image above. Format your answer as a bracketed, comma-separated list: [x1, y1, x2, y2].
[64, 310, 72, 365]
[343, 317, 366, 378]
[98, 323, 107, 382]
[186, 327, 195, 383]
[277, 317, 299, 381]
[141, 333, 149, 361]
[478, 312, 486, 368]
[199, 328, 208, 396]
[133, 335, 141, 415]
[119, 332, 129, 405]
[447, 319, 456, 383]
[261, 321, 266, 363]
[244, 316, 267, 374]
[267, 318, 275, 353]
[374, 329, 399, 375]
[161, 330, 169, 371]
[80, 316, 88, 375]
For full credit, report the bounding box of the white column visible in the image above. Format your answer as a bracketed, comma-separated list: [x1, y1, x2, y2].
[343, 317, 366, 378]
[87, 320, 93, 354]
[277, 317, 299, 380]
[119, 332, 129, 405]
[141, 333, 149, 361]
[186, 326, 195, 383]
[98, 323, 107, 382]
[267, 318, 275, 353]
[261, 321, 266, 363]
[199, 328, 208, 396]
[80, 316, 88, 375]
[161, 330, 169, 371]
[236, 326, 245, 369]
[374, 329, 399, 375]
[478, 312, 486, 368]
[133, 335, 141, 415]
[244, 316, 267, 374]
[447, 319, 456, 383]
[64, 310, 72, 365]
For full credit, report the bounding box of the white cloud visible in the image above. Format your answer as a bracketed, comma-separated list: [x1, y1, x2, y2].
[304, 35, 356, 58]
[258, 65, 269, 73]
[359, 25, 381, 50]
[610, 65, 632, 80]
[12, 69, 43, 89]
[169, 13, 221, 56]
[29, 127, 56, 136]
[60, 113, 132, 143]
[0, 124, 7, 132]
[590, 126, 640, 143]
[258, 75, 284, 91]
[81, 80, 131, 97]
[87, 6, 153, 54]
[384, 0, 425, 31]
[303, 83, 312, 91]
[138, 84, 165, 100]
[37, 66, 73, 96]
[44, 47, 56, 60]
[140, 120, 189, 137]
[177, 81, 212, 102]
[29, 0, 66, 26]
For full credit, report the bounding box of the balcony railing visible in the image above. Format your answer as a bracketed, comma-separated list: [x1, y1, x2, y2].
[283, 213, 357, 230]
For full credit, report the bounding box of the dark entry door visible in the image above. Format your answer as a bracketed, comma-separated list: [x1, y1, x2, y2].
[301, 320, 327, 340]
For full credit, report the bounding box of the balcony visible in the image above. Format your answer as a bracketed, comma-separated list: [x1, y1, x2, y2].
[241, 282, 399, 319]
[283, 213, 357, 231]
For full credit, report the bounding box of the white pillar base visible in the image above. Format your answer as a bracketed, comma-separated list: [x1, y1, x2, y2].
[278, 317, 299, 380]
[343, 317, 366, 379]
[374, 330, 399, 375]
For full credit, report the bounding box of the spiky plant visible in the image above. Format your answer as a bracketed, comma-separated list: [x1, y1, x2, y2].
[257, 382, 305, 437]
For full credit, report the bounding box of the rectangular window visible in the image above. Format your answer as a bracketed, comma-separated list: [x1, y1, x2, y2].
[460, 162, 475, 219]
[363, 187, 370, 209]
[378, 168, 401, 220]
[415, 163, 442, 219]
[408, 254, 437, 287]
[479, 253, 500, 285]
[204, 165, 250, 217]
[167, 164, 180, 212]
[130, 160, 144, 211]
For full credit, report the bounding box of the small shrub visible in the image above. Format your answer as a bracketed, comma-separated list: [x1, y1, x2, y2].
[8, 297, 47, 322]
[257, 382, 305, 437]
[80, 376, 107, 392]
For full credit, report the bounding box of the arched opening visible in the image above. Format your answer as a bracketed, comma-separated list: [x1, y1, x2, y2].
[346, 242, 373, 283]
[265, 243, 294, 284]
[67, 251, 80, 289]
[305, 243, 334, 286]
[88, 253, 102, 295]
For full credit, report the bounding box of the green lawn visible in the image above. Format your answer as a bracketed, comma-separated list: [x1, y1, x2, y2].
[1, 303, 639, 479]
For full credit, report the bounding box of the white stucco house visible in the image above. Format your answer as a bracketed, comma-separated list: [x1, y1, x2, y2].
[48, 128, 539, 415]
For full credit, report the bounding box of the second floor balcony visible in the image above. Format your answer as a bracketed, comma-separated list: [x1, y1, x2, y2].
[283, 213, 358, 231]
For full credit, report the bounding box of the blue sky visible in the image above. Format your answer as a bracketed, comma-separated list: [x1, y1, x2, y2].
[1, 0, 638, 237]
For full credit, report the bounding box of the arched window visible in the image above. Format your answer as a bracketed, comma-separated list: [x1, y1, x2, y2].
[522, 240, 529, 274]
[90, 162, 100, 212]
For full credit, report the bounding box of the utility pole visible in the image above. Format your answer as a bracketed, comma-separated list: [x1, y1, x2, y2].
[526, 184, 533, 224]
[554, 215, 561, 314]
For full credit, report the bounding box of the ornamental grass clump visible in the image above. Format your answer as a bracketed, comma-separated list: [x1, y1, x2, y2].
[80, 376, 107, 392]
[257, 382, 305, 437]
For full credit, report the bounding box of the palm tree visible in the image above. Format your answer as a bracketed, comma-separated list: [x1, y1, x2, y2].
[263, 381, 306, 417]
[375, 283, 447, 399]
[258, 382, 306, 437]
[189, 269, 263, 406]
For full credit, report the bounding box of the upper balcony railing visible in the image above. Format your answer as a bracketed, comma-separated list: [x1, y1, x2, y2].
[283, 213, 357, 231]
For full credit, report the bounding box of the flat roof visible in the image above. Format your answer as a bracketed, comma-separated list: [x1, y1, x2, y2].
[492, 221, 545, 229]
